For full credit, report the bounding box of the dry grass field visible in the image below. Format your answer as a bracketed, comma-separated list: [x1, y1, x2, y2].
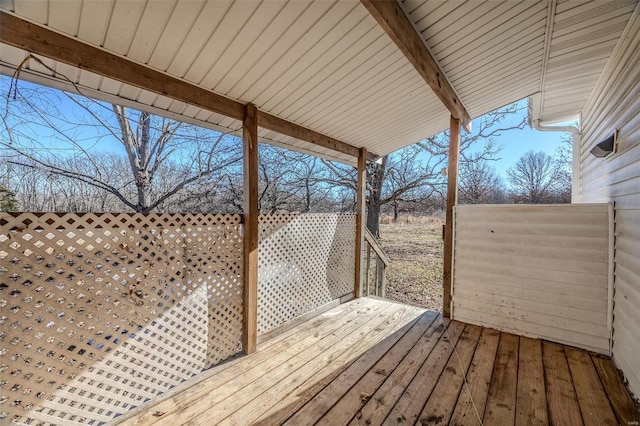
[377, 215, 444, 312]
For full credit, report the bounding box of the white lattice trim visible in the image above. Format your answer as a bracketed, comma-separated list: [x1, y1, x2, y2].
[257, 214, 356, 335]
[0, 213, 243, 425]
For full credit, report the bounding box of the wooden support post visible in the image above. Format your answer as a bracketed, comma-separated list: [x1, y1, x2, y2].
[242, 103, 259, 354]
[443, 115, 460, 318]
[354, 148, 367, 298]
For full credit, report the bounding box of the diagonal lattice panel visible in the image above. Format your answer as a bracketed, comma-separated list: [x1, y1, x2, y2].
[0, 213, 243, 425]
[257, 213, 356, 335]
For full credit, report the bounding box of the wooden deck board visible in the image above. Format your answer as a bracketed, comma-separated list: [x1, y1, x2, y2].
[267, 316, 424, 426]
[382, 320, 466, 425]
[543, 341, 584, 426]
[221, 305, 425, 425]
[417, 324, 483, 425]
[565, 347, 617, 426]
[118, 298, 640, 426]
[483, 333, 519, 425]
[449, 327, 500, 426]
[349, 316, 446, 425]
[516, 337, 548, 426]
[591, 354, 640, 425]
[313, 312, 440, 426]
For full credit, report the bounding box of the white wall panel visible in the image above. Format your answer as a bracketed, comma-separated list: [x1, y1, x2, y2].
[452, 204, 611, 354]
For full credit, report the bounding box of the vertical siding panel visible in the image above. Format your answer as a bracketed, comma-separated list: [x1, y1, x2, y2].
[452, 204, 610, 354]
[580, 5, 640, 397]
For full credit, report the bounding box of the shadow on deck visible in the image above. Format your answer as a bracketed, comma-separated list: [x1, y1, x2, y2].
[115, 298, 640, 426]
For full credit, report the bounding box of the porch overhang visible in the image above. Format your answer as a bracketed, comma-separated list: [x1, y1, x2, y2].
[1, 1, 635, 165]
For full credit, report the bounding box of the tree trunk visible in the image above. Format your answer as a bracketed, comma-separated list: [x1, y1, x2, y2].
[366, 155, 387, 237]
[367, 197, 382, 237]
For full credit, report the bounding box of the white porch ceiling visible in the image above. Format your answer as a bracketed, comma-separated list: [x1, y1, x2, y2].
[0, 0, 637, 164]
[401, 0, 638, 124]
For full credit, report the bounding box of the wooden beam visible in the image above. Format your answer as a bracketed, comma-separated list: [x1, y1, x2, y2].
[360, 0, 472, 132]
[0, 12, 244, 121]
[0, 11, 372, 161]
[443, 115, 460, 318]
[257, 112, 377, 162]
[242, 103, 259, 354]
[354, 148, 367, 298]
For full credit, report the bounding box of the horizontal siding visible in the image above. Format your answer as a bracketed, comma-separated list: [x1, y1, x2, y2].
[453, 309, 609, 355]
[612, 211, 640, 398]
[452, 204, 611, 354]
[580, 4, 640, 397]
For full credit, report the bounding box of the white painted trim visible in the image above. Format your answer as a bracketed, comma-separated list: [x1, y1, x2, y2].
[450, 205, 457, 318]
[573, 131, 582, 203]
[538, 0, 557, 118]
[607, 201, 615, 356]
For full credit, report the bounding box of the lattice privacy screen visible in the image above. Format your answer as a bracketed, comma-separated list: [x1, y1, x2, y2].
[257, 213, 356, 334]
[0, 213, 243, 425]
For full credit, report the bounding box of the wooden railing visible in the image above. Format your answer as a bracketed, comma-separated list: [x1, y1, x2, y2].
[363, 229, 390, 297]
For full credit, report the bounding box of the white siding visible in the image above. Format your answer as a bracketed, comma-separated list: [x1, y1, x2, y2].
[452, 204, 611, 354]
[580, 5, 640, 397]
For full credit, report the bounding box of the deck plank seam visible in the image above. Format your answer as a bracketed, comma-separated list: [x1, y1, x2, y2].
[444, 323, 486, 426]
[206, 302, 402, 425]
[342, 312, 443, 425]
[588, 353, 622, 425]
[482, 331, 502, 423]
[304, 311, 438, 425]
[380, 318, 464, 425]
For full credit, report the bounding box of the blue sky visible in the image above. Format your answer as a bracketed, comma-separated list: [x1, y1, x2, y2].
[493, 125, 567, 177]
[465, 100, 571, 179]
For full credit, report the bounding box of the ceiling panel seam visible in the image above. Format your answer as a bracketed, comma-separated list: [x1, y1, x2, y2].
[538, 0, 558, 122]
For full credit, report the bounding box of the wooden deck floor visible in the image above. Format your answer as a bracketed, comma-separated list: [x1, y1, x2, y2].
[117, 298, 640, 426]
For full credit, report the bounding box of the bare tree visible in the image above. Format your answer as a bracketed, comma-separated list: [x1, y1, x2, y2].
[507, 150, 560, 203]
[251, 144, 342, 213]
[553, 133, 573, 203]
[322, 102, 526, 236]
[459, 156, 506, 204]
[1, 77, 242, 213]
